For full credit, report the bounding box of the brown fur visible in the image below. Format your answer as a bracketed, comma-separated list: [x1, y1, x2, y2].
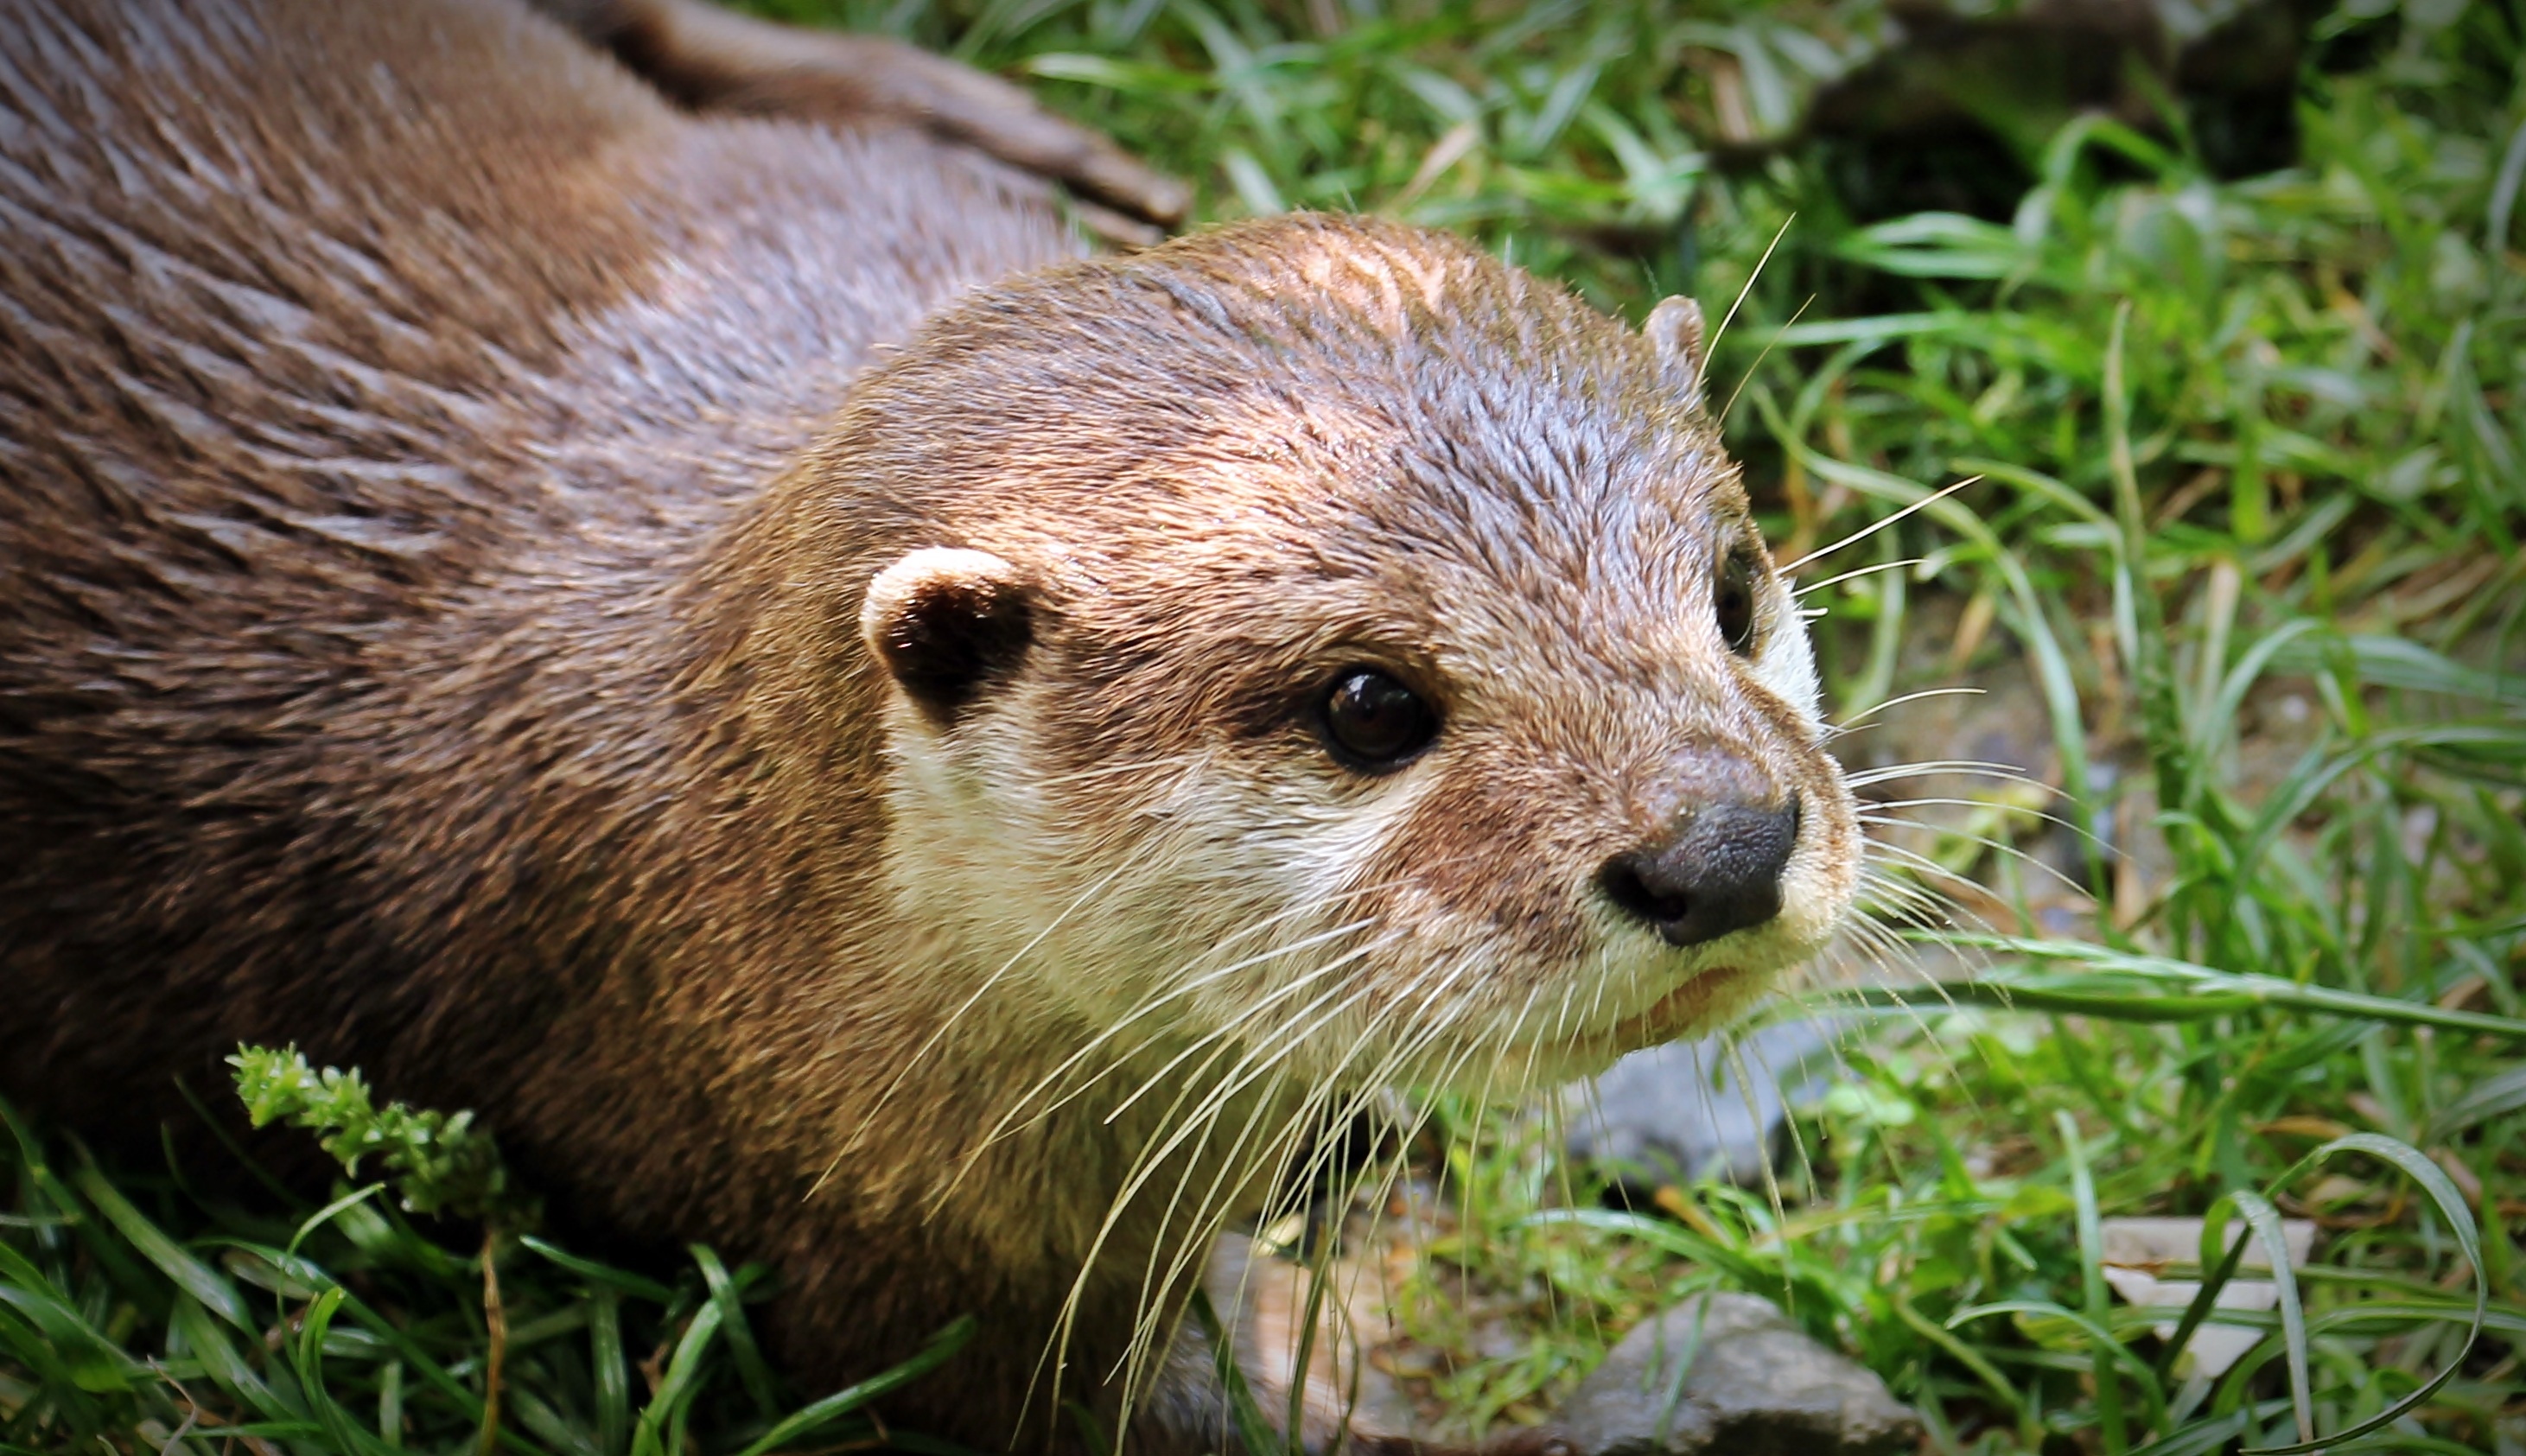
[0, 3, 1857, 1450]
[536, 0, 1187, 227]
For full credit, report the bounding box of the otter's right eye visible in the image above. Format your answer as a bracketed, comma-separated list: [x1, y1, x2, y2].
[1319, 668, 1438, 773]
[1715, 547, 1758, 657]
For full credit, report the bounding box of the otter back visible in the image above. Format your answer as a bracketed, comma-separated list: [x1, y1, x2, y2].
[0, 0, 1072, 1117]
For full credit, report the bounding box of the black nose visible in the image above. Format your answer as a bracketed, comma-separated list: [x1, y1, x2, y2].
[1600, 795, 1801, 947]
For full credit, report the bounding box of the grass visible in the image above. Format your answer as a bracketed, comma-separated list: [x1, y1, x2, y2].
[8, 0, 2525, 1453]
[3, 1056, 982, 1456]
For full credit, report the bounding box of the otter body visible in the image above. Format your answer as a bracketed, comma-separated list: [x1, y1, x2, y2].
[0, 3, 1860, 1449]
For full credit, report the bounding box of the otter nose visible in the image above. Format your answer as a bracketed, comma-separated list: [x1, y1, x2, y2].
[1600, 795, 1801, 947]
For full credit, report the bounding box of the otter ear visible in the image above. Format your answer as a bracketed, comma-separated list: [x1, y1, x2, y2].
[861, 548, 1035, 722]
[1643, 296, 1708, 414]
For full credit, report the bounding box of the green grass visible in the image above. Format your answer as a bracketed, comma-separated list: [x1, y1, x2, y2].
[9, 1, 2525, 1453]
[1, 1057, 977, 1456]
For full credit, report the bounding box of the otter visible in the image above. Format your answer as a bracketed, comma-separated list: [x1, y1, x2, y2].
[0, 1, 1861, 1450]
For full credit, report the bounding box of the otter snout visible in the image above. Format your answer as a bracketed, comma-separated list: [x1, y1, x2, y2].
[1600, 793, 1802, 948]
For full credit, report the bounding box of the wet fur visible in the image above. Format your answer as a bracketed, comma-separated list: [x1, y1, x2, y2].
[0, 0, 1098, 1437]
[0, 2, 1856, 1449]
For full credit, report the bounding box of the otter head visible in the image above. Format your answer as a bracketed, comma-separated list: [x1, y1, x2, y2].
[817, 214, 1858, 1095]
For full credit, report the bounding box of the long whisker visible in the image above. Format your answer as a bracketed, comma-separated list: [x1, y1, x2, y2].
[1031, 968, 1340, 1427]
[1855, 816, 2097, 900]
[1187, 983, 1477, 1441]
[813, 843, 1155, 1194]
[1799, 929, 1999, 1146]
[1858, 794, 2104, 854]
[1791, 556, 1924, 600]
[1855, 846, 1988, 904]
[1717, 292, 1813, 427]
[1774, 476, 1979, 575]
[1117, 1035, 1342, 1392]
[1005, 851, 1504, 1423]
[1422, 979, 1549, 1338]
[1844, 759, 2041, 789]
[1102, 935, 1401, 1126]
[1722, 1035, 1792, 1239]
[1123, 960, 1475, 1405]
[949, 868, 1452, 1193]
[1051, 938, 1403, 1287]
[1814, 921, 1947, 996]
[1825, 684, 1988, 734]
[968, 914, 1384, 1148]
[1860, 792, 2100, 844]
[1168, 943, 1513, 1414]
[1860, 822, 2068, 896]
[1054, 964, 1403, 1401]
[1067, 851, 1498, 1142]
[1853, 852, 2014, 940]
[1705, 213, 1795, 363]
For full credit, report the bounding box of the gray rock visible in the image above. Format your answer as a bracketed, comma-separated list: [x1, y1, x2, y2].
[1561, 1019, 1850, 1189]
[1549, 1293, 1919, 1456]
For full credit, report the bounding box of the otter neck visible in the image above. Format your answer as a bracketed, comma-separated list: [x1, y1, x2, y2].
[471, 510, 1303, 1303]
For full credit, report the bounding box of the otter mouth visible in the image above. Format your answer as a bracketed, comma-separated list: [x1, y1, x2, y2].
[1596, 964, 1747, 1051]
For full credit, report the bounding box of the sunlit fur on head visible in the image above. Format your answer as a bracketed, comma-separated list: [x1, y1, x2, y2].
[811, 213, 1860, 1104]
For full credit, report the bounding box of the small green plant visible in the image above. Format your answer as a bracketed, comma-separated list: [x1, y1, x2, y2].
[232, 1046, 545, 1455]
[232, 1046, 531, 1227]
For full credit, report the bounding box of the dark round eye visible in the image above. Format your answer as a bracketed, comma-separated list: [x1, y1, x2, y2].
[1715, 548, 1759, 656]
[1318, 668, 1438, 772]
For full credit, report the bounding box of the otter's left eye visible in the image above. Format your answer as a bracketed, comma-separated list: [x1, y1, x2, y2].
[1715, 548, 1759, 656]
[1319, 668, 1438, 773]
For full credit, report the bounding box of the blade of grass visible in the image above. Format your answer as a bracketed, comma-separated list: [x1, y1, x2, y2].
[2153, 1224, 2253, 1384]
[291, 1286, 398, 1456]
[65, 1154, 249, 1332]
[517, 1239, 678, 1307]
[2221, 1191, 2312, 1446]
[1189, 1288, 1283, 1456]
[2239, 1134, 2486, 1455]
[0, 1243, 146, 1394]
[690, 1247, 779, 1420]
[727, 1315, 979, 1456]
[2056, 1109, 2128, 1454]
[628, 1302, 721, 1456]
[1916, 935, 2526, 1039]
[589, 1286, 627, 1456]
[169, 1292, 302, 1425]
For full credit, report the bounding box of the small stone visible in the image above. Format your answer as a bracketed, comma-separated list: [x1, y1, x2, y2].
[1548, 1293, 1919, 1456]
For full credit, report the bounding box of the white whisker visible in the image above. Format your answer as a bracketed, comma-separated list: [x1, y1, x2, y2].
[1824, 685, 1988, 737]
[1843, 758, 2035, 787]
[1791, 556, 1923, 600]
[1775, 476, 1979, 575]
[814, 844, 1154, 1195]
[1705, 213, 1795, 363]
[1718, 292, 1813, 427]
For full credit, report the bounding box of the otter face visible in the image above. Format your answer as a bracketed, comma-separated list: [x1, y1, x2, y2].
[847, 215, 1859, 1096]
